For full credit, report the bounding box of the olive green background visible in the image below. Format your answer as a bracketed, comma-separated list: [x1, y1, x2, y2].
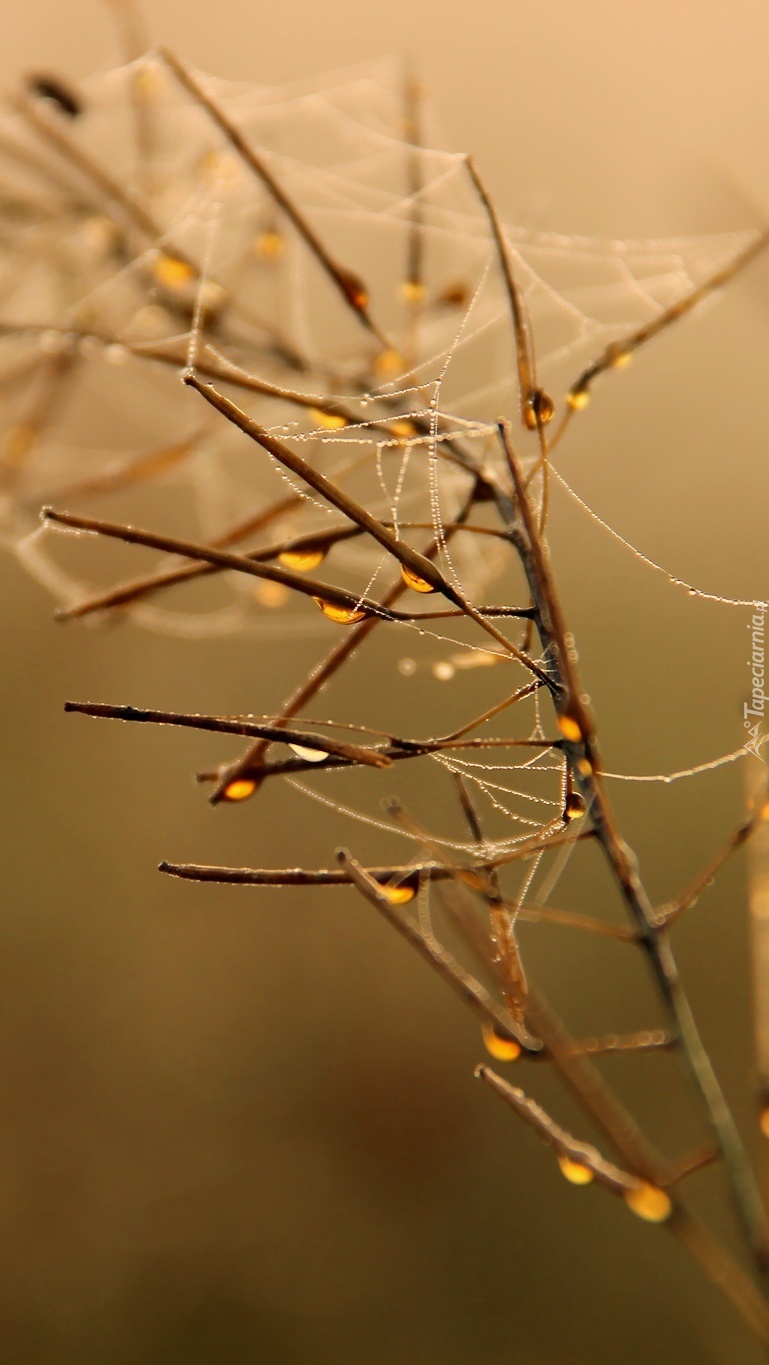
[1, 2, 769, 1361]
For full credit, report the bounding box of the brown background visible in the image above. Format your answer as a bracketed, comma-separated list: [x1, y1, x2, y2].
[1, 2, 769, 1362]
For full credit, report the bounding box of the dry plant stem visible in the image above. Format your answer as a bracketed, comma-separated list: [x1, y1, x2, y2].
[475, 1063, 646, 1196]
[343, 847, 769, 1339]
[184, 375, 552, 683]
[498, 419, 769, 1283]
[658, 803, 769, 927]
[157, 48, 391, 351]
[465, 157, 535, 424]
[386, 800, 669, 1181]
[159, 826, 596, 886]
[63, 699, 557, 774]
[55, 519, 517, 622]
[476, 1064, 769, 1347]
[44, 506, 535, 627]
[63, 701, 392, 768]
[746, 766, 769, 1113]
[563, 223, 769, 413]
[338, 850, 538, 1048]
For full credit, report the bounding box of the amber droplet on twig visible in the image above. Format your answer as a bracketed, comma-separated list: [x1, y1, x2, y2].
[152, 254, 196, 291]
[609, 347, 634, 370]
[438, 282, 469, 308]
[567, 385, 591, 412]
[623, 1181, 672, 1223]
[388, 419, 418, 440]
[313, 598, 368, 625]
[523, 388, 555, 430]
[253, 580, 289, 608]
[562, 792, 587, 823]
[759, 1106, 769, 1138]
[399, 279, 426, 304]
[482, 1023, 521, 1063]
[278, 546, 326, 572]
[557, 1154, 594, 1186]
[373, 348, 405, 377]
[339, 270, 369, 311]
[557, 714, 583, 744]
[401, 564, 437, 594]
[308, 407, 349, 431]
[375, 878, 417, 905]
[222, 778, 257, 802]
[254, 230, 284, 261]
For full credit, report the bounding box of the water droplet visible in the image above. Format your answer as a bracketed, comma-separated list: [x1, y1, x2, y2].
[373, 349, 404, 378]
[253, 580, 289, 608]
[254, 230, 284, 260]
[314, 598, 368, 625]
[438, 282, 469, 308]
[389, 419, 418, 440]
[623, 1182, 672, 1223]
[432, 661, 455, 681]
[401, 564, 437, 594]
[482, 1023, 521, 1062]
[223, 778, 257, 802]
[557, 1154, 594, 1186]
[567, 386, 590, 412]
[278, 546, 326, 572]
[39, 330, 63, 355]
[77, 335, 101, 359]
[610, 348, 633, 370]
[399, 279, 426, 304]
[557, 714, 582, 743]
[562, 792, 586, 823]
[308, 407, 348, 431]
[105, 343, 129, 366]
[339, 270, 369, 310]
[288, 742, 327, 763]
[398, 657, 417, 677]
[523, 388, 555, 430]
[376, 878, 417, 905]
[152, 254, 196, 292]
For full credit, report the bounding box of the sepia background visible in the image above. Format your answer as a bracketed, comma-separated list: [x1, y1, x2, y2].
[1, 2, 769, 1361]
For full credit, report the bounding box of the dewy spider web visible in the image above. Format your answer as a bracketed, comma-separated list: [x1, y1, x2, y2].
[5, 43, 769, 1344]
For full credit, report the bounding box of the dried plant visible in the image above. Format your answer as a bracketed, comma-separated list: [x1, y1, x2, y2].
[3, 26, 769, 1357]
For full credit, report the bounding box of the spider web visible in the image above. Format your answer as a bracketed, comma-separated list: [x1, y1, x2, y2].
[0, 49, 765, 893]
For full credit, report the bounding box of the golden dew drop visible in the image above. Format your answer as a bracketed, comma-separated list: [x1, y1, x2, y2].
[222, 778, 257, 802]
[567, 385, 591, 412]
[401, 564, 437, 594]
[376, 879, 417, 905]
[623, 1181, 672, 1223]
[523, 388, 555, 430]
[308, 408, 348, 431]
[388, 419, 418, 440]
[278, 546, 326, 572]
[562, 792, 587, 823]
[313, 598, 368, 625]
[253, 230, 284, 260]
[399, 279, 426, 304]
[557, 714, 583, 744]
[557, 1154, 594, 1186]
[481, 1023, 521, 1063]
[152, 254, 196, 292]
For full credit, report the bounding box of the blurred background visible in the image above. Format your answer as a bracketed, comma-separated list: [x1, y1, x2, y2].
[1, 2, 769, 1361]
